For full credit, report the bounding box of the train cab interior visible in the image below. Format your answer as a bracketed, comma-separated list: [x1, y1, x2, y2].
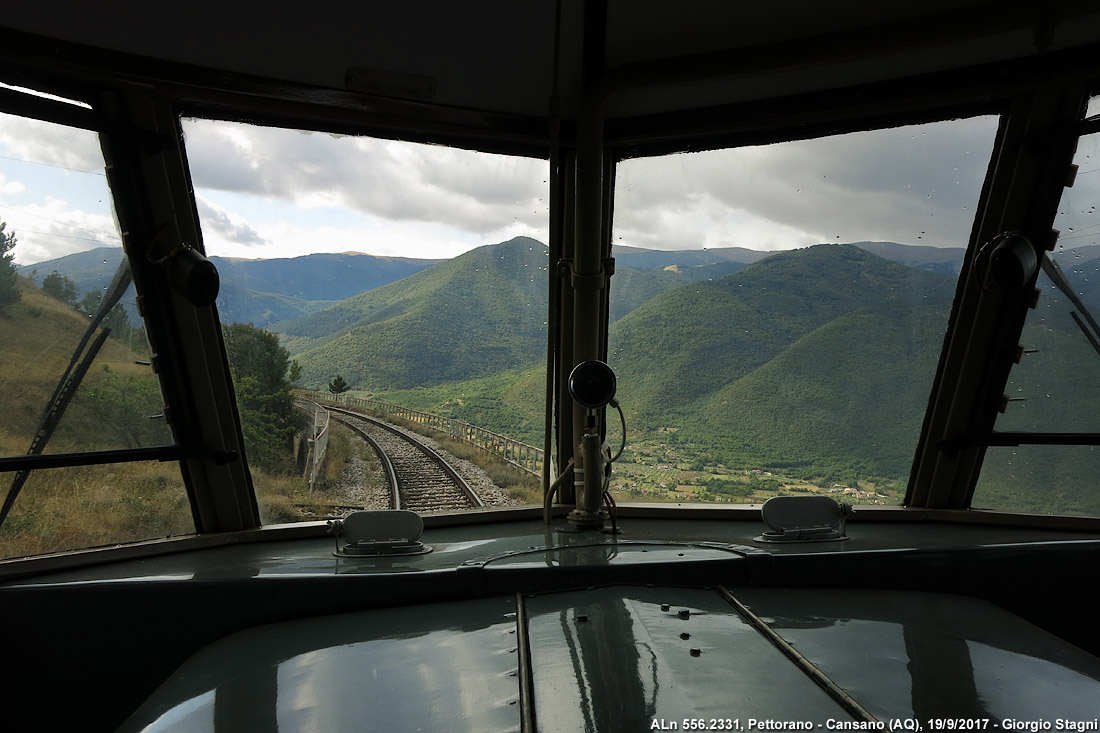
[3, 2, 1100, 730]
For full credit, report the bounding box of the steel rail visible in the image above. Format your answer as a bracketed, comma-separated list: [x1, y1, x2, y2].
[326, 404, 485, 510]
[297, 400, 400, 510]
[301, 391, 542, 478]
[329, 414, 402, 511]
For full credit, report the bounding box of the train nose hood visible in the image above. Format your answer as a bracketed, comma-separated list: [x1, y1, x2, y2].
[119, 581, 1100, 731]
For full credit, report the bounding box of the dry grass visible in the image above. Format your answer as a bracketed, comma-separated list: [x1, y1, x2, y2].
[317, 423, 356, 489]
[252, 468, 315, 524]
[0, 460, 194, 560]
[0, 281, 190, 559]
[0, 283, 168, 452]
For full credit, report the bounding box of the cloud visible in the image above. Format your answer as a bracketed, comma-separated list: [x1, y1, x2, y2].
[614, 115, 1000, 250]
[0, 111, 122, 264]
[195, 197, 269, 249]
[0, 174, 25, 196]
[181, 119, 549, 239]
[3, 109, 1042, 266]
[2, 197, 121, 265]
[0, 112, 105, 174]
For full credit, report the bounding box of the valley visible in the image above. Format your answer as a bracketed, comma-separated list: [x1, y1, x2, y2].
[23, 236, 1100, 515]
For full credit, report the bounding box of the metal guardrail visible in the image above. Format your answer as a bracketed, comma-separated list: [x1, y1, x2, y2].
[308, 403, 330, 492]
[299, 390, 543, 477]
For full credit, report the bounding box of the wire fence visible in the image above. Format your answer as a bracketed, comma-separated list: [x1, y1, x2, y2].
[299, 390, 542, 477]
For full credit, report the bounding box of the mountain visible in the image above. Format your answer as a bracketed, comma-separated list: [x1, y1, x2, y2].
[612, 241, 967, 276]
[282, 237, 550, 389]
[19, 247, 440, 328]
[609, 261, 746, 321]
[16, 247, 122, 294]
[21, 240, 969, 331]
[211, 252, 442, 302]
[851, 241, 965, 277]
[285, 239, 965, 485]
[608, 244, 958, 479]
[612, 245, 768, 270]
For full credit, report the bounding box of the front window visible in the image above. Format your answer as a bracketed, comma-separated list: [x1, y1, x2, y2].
[607, 116, 999, 506]
[972, 125, 1100, 516]
[180, 118, 550, 522]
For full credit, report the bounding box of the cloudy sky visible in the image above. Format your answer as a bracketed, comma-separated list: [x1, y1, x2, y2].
[0, 107, 1015, 267]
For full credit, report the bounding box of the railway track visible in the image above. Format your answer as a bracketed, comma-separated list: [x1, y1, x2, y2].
[310, 402, 485, 513]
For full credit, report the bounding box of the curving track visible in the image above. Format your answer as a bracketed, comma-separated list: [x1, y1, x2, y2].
[321, 404, 485, 512]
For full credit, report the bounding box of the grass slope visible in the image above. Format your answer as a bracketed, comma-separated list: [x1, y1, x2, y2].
[609, 244, 956, 484]
[610, 244, 954, 413]
[376, 364, 547, 446]
[284, 237, 552, 389]
[0, 278, 191, 558]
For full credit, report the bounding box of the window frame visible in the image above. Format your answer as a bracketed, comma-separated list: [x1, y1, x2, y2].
[0, 89, 197, 544]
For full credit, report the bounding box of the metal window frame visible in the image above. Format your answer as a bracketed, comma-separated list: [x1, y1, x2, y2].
[0, 88, 210, 530]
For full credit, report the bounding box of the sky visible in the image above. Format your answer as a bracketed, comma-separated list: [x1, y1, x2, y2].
[0, 106, 1014, 267]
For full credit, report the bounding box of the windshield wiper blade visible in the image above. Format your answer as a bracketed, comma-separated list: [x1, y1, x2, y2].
[0, 260, 133, 528]
[1040, 252, 1100, 358]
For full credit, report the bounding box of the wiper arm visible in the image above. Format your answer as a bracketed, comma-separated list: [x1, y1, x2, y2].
[0, 260, 133, 528]
[1040, 252, 1100, 358]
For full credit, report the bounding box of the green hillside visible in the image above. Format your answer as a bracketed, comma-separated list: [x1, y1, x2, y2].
[281, 236, 731, 395]
[376, 364, 548, 446]
[215, 281, 335, 328]
[689, 308, 948, 481]
[283, 237, 552, 390]
[610, 244, 954, 409]
[0, 279, 172, 454]
[0, 277, 191, 559]
[279, 237, 1100, 513]
[291, 242, 961, 487]
[609, 261, 745, 321]
[608, 244, 957, 485]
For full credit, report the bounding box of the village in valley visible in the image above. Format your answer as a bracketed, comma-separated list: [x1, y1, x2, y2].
[610, 436, 899, 505]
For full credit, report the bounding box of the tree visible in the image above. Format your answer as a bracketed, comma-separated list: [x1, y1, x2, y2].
[42, 270, 78, 307]
[287, 359, 302, 384]
[80, 365, 170, 449]
[0, 221, 20, 309]
[80, 289, 134, 339]
[222, 323, 301, 473]
[328, 375, 350, 394]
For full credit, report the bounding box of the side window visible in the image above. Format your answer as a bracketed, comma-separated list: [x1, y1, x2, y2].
[179, 118, 550, 522]
[0, 108, 191, 559]
[973, 125, 1100, 516]
[608, 116, 999, 506]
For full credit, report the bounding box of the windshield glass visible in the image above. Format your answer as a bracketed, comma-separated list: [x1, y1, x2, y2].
[607, 116, 999, 506]
[0, 109, 189, 559]
[973, 129, 1100, 516]
[180, 118, 549, 523]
